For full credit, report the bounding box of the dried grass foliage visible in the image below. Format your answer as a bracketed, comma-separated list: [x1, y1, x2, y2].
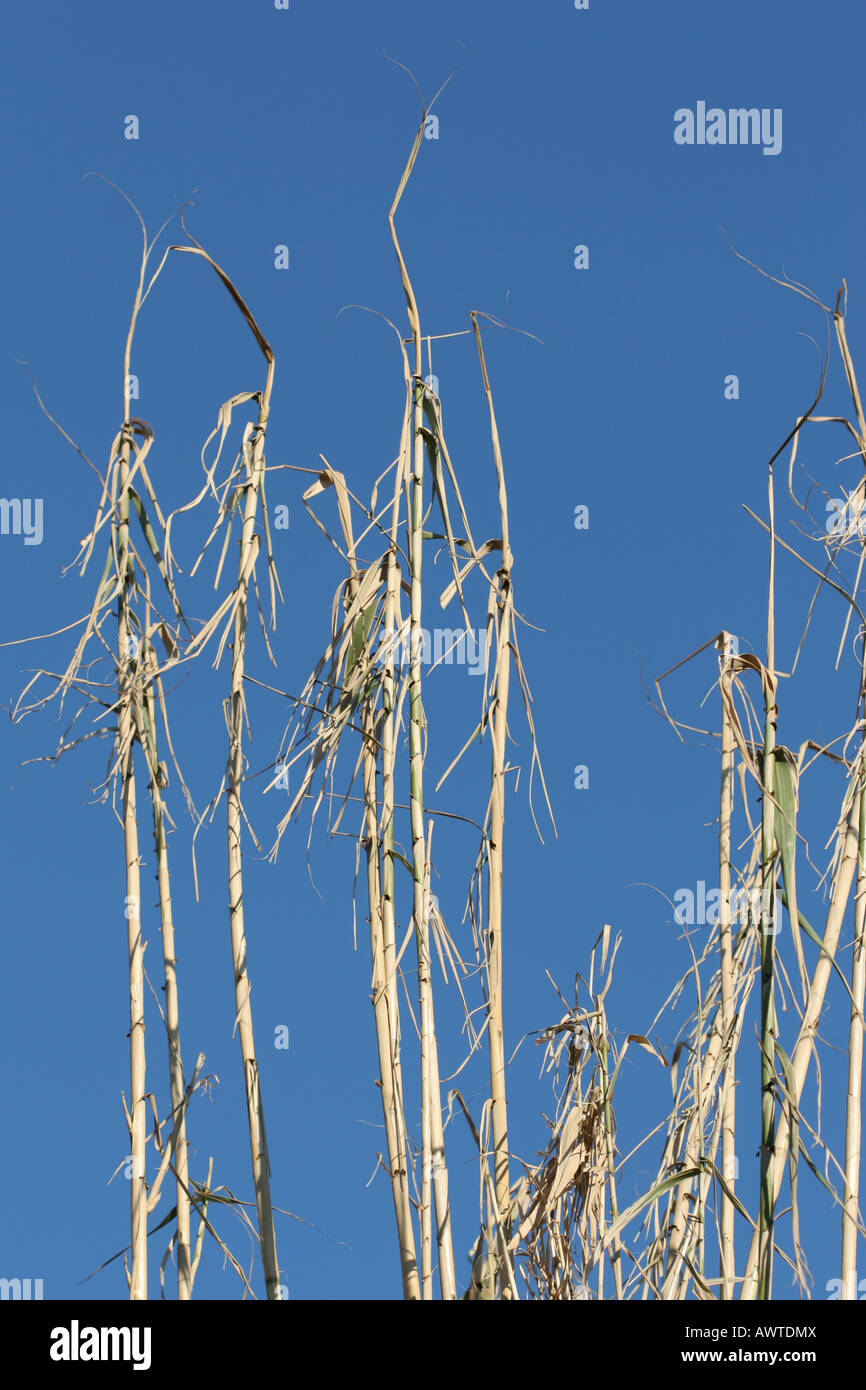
[7, 83, 865, 1302]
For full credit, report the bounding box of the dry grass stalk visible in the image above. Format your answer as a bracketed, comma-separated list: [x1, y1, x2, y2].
[162, 225, 284, 1299]
[756, 458, 779, 1300]
[139, 585, 192, 1297]
[7, 187, 206, 1298]
[264, 76, 555, 1297]
[388, 102, 458, 1299]
[470, 314, 514, 1238]
[8, 187, 294, 1297]
[842, 743, 866, 1297]
[717, 632, 737, 1298]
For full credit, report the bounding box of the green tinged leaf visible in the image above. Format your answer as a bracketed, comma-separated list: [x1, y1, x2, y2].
[773, 749, 808, 993]
[773, 750, 798, 890]
[345, 599, 378, 682]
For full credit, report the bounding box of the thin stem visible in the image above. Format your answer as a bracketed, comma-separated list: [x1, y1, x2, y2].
[118, 248, 148, 1301]
[227, 385, 280, 1300]
[718, 634, 737, 1299]
[757, 461, 778, 1302]
[842, 663, 866, 1296]
[143, 643, 192, 1299]
[389, 110, 457, 1301]
[470, 316, 512, 1248]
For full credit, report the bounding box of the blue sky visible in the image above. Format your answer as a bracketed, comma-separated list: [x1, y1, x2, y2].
[2, 0, 865, 1300]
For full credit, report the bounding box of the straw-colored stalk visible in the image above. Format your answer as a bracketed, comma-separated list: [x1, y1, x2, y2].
[836, 298, 866, 1302]
[117, 477, 147, 1300]
[660, 964, 709, 1296]
[657, 869, 757, 1295]
[648, 646, 766, 1298]
[389, 111, 456, 1301]
[360, 697, 418, 1297]
[841, 675, 866, 1297]
[740, 790, 861, 1297]
[13, 190, 299, 1296]
[345, 502, 418, 1298]
[375, 335, 424, 1305]
[226, 384, 280, 1300]
[417, 824, 434, 1297]
[298, 452, 420, 1297]
[421, 824, 456, 1294]
[116, 265, 148, 1299]
[661, 1139, 704, 1298]
[596, 1010, 624, 1299]
[165, 234, 282, 1299]
[141, 627, 192, 1298]
[470, 315, 513, 1242]
[380, 519, 416, 1292]
[841, 747, 866, 1296]
[755, 456, 779, 1301]
[717, 634, 736, 1298]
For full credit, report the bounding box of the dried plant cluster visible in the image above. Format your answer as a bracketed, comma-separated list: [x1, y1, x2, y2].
[8, 80, 864, 1301]
[516, 269, 866, 1303]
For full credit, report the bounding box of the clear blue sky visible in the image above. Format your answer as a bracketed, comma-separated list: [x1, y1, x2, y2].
[2, 0, 865, 1300]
